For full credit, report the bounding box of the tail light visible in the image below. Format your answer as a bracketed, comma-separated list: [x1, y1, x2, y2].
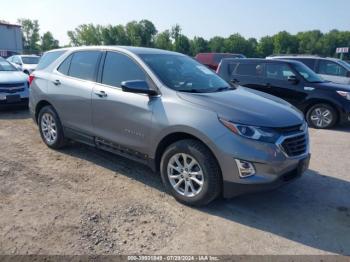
[29, 75, 35, 86]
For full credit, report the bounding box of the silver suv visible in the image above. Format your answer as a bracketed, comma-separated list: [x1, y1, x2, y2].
[29, 46, 310, 206]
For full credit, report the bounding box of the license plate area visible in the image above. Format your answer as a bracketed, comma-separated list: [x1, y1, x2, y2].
[5, 95, 21, 103]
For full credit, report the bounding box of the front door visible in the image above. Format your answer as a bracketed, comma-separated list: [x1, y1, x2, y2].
[92, 51, 154, 156]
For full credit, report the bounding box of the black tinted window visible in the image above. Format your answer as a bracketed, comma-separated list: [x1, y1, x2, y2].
[37, 50, 66, 70]
[102, 52, 146, 87]
[296, 59, 316, 70]
[236, 63, 265, 77]
[266, 63, 295, 81]
[57, 54, 72, 75]
[69, 51, 101, 81]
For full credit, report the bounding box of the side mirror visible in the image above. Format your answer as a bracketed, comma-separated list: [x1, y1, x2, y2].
[121, 80, 158, 96]
[287, 75, 299, 84]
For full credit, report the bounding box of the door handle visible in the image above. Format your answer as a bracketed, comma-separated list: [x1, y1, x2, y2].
[53, 80, 61, 86]
[94, 90, 108, 98]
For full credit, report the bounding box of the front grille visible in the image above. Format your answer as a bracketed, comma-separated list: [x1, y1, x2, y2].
[281, 134, 307, 157]
[275, 124, 302, 134]
[0, 82, 26, 94]
[0, 83, 25, 88]
[0, 88, 25, 93]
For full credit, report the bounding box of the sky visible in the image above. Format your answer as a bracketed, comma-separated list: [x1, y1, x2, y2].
[2, 0, 350, 45]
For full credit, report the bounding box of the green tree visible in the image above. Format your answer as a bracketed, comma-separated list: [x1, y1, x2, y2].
[171, 25, 190, 54]
[139, 20, 157, 47]
[154, 30, 173, 50]
[190, 37, 208, 56]
[297, 30, 323, 54]
[101, 25, 129, 45]
[18, 19, 40, 53]
[41, 31, 59, 51]
[256, 36, 275, 57]
[273, 31, 299, 54]
[67, 24, 103, 46]
[224, 33, 254, 56]
[208, 37, 226, 52]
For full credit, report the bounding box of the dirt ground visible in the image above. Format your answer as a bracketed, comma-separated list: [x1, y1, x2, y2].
[0, 108, 349, 255]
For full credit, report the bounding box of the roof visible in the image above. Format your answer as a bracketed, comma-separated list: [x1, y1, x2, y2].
[0, 21, 21, 27]
[221, 58, 305, 65]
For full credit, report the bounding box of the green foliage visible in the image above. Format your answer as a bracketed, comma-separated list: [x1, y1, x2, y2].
[18, 18, 41, 53]
[41, 31, 59, 51]
[154, 30, 173, 50]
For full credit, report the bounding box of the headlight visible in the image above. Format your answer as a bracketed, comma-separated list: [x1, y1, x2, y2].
[219, 118, 280, 143]
[337, 91, 350, 100]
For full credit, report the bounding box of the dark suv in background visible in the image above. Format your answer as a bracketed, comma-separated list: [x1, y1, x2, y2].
[195, 53, 246, 71]
[217, 58, 350, 129]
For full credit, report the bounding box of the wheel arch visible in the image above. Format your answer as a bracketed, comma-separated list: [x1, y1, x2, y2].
[35, 100, 53, 123]
[153, 131, 221, 174]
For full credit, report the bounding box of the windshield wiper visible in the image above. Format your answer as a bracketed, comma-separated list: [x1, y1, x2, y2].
[177, 89, 206, 93]
[214, 86, 236, 92]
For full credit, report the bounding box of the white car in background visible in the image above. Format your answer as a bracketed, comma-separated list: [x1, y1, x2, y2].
[7, 55, 40, 75]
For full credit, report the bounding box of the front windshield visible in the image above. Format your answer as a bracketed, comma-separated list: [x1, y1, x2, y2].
[293, 63, 325, 83]
[139, 54, 231, 93]
[0, 58, 17, 71]
[22, 56, 40, 64]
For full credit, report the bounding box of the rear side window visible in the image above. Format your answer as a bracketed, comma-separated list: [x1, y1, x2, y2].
[57, 55, 73, 75]
[235, 63, 265, 77]
[296, 58, 316, 70]
[36, 51, 66, 70]
[101, 51, 146, 87]
[68, 51, 101, 81]
[318, 60, 347, 77]
[266, 63, 295, 81]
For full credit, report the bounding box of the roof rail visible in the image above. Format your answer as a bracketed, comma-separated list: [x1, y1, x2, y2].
[267, 54, 321, 58]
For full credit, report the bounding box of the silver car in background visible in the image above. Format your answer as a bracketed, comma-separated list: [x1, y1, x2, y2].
[0, 57, 29, 107]
[29, 46, 310, 206]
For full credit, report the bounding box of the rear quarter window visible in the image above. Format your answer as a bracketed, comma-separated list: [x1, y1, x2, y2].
[68, 51, 101, 81]
[36, 50, 66, 70]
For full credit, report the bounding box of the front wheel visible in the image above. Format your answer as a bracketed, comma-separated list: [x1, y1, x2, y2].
[160, 139, 222, 206]
[306, 104, 337, 129]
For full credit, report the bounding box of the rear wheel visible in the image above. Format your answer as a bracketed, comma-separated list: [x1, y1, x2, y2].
[306, 104, 337, 129]
[38, 106, 67, 149]
[160, 139, 222, 206]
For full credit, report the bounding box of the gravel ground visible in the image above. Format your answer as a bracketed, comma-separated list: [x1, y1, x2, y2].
[0, 108, 349, 255]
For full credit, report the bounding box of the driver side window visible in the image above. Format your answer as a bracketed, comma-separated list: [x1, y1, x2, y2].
[266, 63, 295, 81]
[101, 52, 146, 88]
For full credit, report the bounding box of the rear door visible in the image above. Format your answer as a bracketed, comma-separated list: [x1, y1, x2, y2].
[232, 61, 267, 91]
[48, 50, 102, 134]
[263, 62, 307, 106]
[91, 51, 154, 155]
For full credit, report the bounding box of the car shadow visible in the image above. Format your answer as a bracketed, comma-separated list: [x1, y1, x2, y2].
[59, 143, 350, 255]
[0, 106, 30, 120]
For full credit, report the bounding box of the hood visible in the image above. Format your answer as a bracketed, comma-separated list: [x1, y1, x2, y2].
[312, 81, 350, 91]
[23, 64, 37, 70]
[178, 87, 304, 128]
[0, 71, 28, 83]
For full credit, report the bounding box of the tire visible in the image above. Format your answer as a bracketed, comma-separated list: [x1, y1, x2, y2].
[160, 139, 222, 206]
[38, 105, 67, 149]
[306, 103, 338, 129]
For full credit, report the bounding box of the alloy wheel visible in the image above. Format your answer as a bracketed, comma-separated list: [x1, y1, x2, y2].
[310, 107, 333, 128]
[167, 153, 204, 198]
[41, 113, 58, 144]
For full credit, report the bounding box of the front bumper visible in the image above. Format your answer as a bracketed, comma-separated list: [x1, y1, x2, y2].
[212, 129, 310, 198]
[223, 154, 310, 198]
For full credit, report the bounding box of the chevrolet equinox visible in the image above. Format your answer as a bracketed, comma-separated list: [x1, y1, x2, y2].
[29, 47, 310, 206]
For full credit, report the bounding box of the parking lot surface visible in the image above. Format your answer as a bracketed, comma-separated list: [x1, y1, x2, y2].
[0, 109, 349, 255]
